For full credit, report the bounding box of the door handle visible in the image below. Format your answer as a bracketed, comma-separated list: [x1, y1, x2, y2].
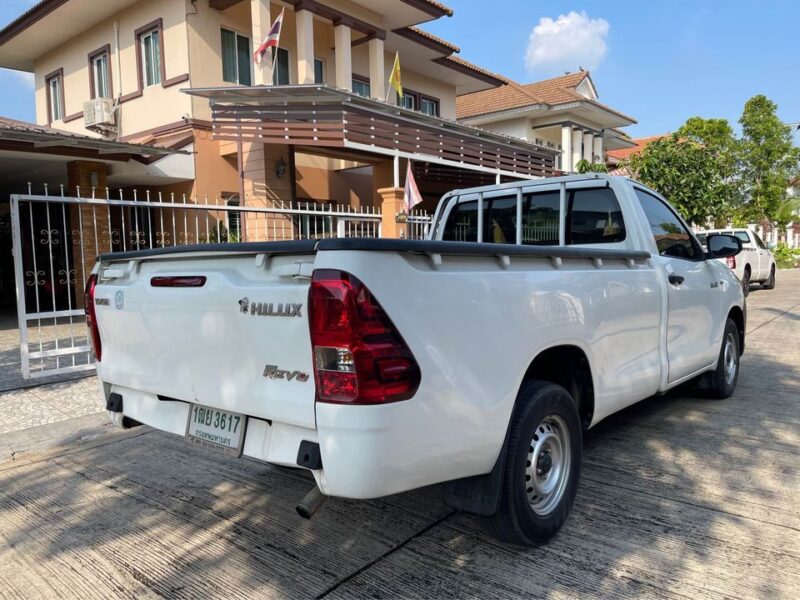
[668, 274, 685, 286]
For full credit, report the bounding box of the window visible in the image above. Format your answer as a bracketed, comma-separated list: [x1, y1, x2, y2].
[420, 96, 439, 117]
[733, 231, 751, 244]
[45, 70, 64, 123]
[221, 29, 252, 86]
[441, 191, 560, 245]
[314, 58, 324, 84]
[352, 75, 370, 97]
[753, 232, 766, 249]
[139, 26, 162, 87]
[567, 188, 626, 244]
[225, 195, 241, 242]
[272, 47, 290, 85]
[635, 188, 699, 260]
[90, 47, 111, 98]
[399, 91, 417, 110]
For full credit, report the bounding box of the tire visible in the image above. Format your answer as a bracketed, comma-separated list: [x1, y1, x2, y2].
[762, 265, 776, 290]
[484, 381, 582, 546]
[741, 268, 751, 297]
[704, 318, 740, 399]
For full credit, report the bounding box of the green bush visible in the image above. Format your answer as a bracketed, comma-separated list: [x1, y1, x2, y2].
[774, 242, 800, 269]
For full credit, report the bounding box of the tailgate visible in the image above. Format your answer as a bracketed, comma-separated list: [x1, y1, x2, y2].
[94, 251, 318, 428]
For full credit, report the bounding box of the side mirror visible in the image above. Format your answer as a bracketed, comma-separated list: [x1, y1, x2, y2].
[767, 242, 777, 250]
[706, 234, 742, 259]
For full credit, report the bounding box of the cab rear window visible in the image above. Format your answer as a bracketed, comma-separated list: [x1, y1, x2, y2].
[441, 187, 625, 245]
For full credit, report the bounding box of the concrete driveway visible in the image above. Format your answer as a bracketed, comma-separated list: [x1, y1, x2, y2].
[1, 272, 798, 599]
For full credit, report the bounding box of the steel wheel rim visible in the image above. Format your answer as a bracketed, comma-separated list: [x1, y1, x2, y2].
[723, 332, 737, 385]
[526, 415, 571, 516]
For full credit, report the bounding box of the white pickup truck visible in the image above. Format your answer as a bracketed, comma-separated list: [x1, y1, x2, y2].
[696, 228, 777, 295]
[86, 175, 746, 546]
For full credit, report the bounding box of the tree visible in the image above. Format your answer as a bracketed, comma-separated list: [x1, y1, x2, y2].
[575, 159, 608, 174]
[676, 117, 741, 225]
[739, 95, 800, 223]
[624, 134, 731, 226]
[774, 197, 800, 231]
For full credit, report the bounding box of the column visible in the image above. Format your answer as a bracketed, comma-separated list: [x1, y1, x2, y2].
[368, 37, 385, 100]
[334, 24, 352, 91]
[67, 161, 109, 307]
[583, 131, 593, 162]
[250, 0, 271, 86]
[561, 125, 572, 172]
[295, 8, 315, 84]
[592, 135, 603, 164]
[571, 129, 583, 171]
[377, 187, 407, 239]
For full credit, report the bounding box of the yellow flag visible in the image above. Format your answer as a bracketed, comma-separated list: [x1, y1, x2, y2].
[389, 52, 403, 99]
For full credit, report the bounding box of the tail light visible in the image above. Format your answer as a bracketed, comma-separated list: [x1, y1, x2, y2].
[84, 274, 102, 361]
[308, 270, 420, 404]
[726, 256, 736, 269]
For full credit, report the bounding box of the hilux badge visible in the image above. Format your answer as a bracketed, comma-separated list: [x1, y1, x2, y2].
[238, 298, 302, 317]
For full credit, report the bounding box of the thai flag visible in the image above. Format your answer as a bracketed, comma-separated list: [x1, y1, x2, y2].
[253, 8, 284, 66]
[404, 161, 423, 212]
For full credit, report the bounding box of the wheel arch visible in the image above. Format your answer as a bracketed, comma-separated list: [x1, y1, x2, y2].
[728, 305, 746, 355]
[443, 343, 595, 517]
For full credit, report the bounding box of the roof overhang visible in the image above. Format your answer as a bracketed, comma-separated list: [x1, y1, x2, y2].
[460, 99, 636, 129]
[0, 0, 140, 71]
[186, 84, 557, 179]
[0, 121, 188, 162]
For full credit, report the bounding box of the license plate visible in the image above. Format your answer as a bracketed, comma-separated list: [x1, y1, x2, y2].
[186, 404, 246, 455]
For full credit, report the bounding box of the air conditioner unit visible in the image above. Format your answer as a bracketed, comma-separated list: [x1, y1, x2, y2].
[84, 98, 116, 129]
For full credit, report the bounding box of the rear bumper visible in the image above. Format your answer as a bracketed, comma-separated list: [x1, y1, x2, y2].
[101, 384, 495, 500]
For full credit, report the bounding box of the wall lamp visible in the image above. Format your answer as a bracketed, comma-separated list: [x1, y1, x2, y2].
[275, 156, 288, 178]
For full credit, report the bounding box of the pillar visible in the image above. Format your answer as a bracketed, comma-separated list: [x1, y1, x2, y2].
[561, 125, 572, 172]
[571, 129, 583, 171]
[334, 24, 352, 91]
[368, 37, 385, 100]
[296, 8, 315, 84]
[583, 131, 593, 162]
[67, 161, 109, 307]
[378, 187, 407, 239]
[251, 0, 271, 86]
[593, 135, 603, 164]
[241, 143, 295, 241]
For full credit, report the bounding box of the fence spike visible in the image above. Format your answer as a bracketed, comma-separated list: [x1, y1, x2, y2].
[26, 181, 32, 194]
[46, 183, 51, 197]
[158, 192, 163, 202]
[134, 189, 139, 202]
[105, 187, 110, 200]
[59, 184, 65, 197]
[170, 193, 175, 203]
[119, 189, 124, 201]
[91, 186, 97, 199]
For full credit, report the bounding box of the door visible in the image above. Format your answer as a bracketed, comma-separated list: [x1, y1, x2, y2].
[751, 231, 771, 279]
[634, 189, 719, 383]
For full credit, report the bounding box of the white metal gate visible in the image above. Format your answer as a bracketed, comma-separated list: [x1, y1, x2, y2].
[10, 190, 393, 379]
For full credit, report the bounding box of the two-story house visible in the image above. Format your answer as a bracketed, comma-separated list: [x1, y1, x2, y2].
[0, 0, 558, 236]
[456, 70, 637, 173]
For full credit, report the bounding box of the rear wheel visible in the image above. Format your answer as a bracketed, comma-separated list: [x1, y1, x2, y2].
[741, 268, 751, 297]
[703, 318, 740, 399]
[762, 265, 776, 290]
[484, 381, 582, 546]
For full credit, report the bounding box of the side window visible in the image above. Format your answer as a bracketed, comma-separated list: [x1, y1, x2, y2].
[272, 47, 290, 85]
[753, 232, 766, 249]
[567, 188, 626, 244]
[635, 189, 698, 260]
[734, 231, 751, 244]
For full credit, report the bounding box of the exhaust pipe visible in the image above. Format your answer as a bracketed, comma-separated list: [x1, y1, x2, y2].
[296, 485, 327, 519]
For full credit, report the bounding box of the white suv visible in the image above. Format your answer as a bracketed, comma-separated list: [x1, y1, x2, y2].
[697, 228, 776, 295]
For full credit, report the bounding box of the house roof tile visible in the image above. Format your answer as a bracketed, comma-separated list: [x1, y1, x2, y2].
[456, 70, 636, 124]
[606, 135, 668, 160]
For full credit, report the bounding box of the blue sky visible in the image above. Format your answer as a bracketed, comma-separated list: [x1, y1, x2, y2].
[0, 0, 797, 141]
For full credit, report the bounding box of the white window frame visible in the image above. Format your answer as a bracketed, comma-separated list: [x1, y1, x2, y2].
[140, 27, 162, 88]
[221, 28, 252, 86]
[92, 53, 110, 98]
[46, 73, 63, 122]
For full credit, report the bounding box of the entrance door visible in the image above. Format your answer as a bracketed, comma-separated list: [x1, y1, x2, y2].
[634, 189, 719, 383]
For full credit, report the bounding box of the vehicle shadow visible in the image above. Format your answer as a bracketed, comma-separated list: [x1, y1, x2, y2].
[0, 344, 797, 598]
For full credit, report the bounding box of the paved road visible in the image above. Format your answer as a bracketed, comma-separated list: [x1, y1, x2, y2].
[1, 272, 798, 599]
